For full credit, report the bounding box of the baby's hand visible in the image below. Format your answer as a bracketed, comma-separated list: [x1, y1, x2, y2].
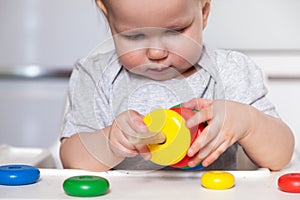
[108, 110, 151, 160]
[182, 98, 252, 167]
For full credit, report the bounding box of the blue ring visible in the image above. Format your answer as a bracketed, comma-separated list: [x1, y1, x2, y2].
[182, 163, 204, 171]
[0, 165, 40, 185]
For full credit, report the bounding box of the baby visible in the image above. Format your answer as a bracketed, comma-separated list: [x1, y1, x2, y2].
[59, 0, 294, 171]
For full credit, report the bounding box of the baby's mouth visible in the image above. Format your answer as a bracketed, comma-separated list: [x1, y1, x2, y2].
[149, 66, 170, 72]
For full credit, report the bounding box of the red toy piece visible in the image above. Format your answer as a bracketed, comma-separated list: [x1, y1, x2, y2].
[169, 106, 205, 168]
[278, 173, 300, 193]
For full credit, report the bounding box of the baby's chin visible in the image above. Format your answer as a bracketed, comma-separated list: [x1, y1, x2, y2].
[130, 67, 188, 81]
[135, 70, 182, 81]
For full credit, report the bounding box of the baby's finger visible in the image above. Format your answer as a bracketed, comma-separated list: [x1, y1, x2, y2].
[110, 140, 138, 158]
[135, 145, 151, 160]
[187, 138, 218, 167]
[182, 98, 212, 111]
[115, 117, 138, 137]
[187, 123, 218, 157]
[126, 112, 149, 135]
[185, 106, 213, 128]
[201, 140, 231, 167]
[110, 123, 138, 154]
[115, 111, 149, 142]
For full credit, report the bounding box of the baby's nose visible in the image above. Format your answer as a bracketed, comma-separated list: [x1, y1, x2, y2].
[147, 48, 168, 61]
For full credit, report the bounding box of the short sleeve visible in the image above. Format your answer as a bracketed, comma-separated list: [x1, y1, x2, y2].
[218, 51, 279, 118]
[60, 58, 112, 138]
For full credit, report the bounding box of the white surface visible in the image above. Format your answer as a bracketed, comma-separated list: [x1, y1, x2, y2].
[246, 51, 300, 76]
[0, 79, 68, 149]
[0, 145, 55, 168]
[204, 0, 300, 50]
[1, 152, 299, 199]
[0, 167, 299, 200]
[0, 0, 108, 66]
[1, 0, 300, 68]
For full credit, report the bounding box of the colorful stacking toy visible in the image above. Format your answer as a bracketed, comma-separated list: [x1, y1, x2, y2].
[278, 173, 300, 193]
[201, 171, 235, 190]
[63, 175, 110, 197]
[139, 104, 206, 169]
[169, 105, 206, 170]
[0, 164, 40, 186]
[144, 108, 190, 165]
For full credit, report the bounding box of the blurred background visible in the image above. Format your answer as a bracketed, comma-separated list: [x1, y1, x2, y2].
[0, 0, 299, 168]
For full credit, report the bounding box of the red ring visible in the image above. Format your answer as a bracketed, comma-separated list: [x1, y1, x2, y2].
[278, 173, 300, 193]
[169, 107, 201, 168]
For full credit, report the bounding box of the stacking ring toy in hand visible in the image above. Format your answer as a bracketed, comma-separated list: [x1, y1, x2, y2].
[278, 173, 300, 193]
[201, 171, 235, 190]
[169, 106, 206, 169]
[0, 164, 40, 186]
[144, 109, 191, 166]
[63, 175, 110, 197]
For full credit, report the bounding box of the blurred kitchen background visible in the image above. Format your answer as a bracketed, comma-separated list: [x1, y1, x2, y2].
[0, 0, 299, 168]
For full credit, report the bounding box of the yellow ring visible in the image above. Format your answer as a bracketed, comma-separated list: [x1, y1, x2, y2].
[201, 171, 235, 190]
[144, 109, 190, 166]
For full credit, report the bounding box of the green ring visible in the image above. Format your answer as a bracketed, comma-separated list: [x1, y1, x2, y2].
[63, 175, 109, 197]
[171, 103, 199, 113]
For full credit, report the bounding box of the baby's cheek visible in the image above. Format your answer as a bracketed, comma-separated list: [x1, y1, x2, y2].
[169, 43, 200, 64]
[119, 51, 146, 71]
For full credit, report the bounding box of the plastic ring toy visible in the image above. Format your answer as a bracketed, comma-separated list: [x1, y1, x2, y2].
[63, 175, 110, 197]
[0, 164, 40, 186]
[201, 171, 235, 190]
[278, 173, 300, 193]
[169, 106, 199, 168]
[181, 162, 204, 171]
[144, 109, 191, 166]
[169, 105, 207, 169]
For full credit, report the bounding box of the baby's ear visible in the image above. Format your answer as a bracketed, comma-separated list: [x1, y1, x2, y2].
[95, 0, 108, 17]
[201, 0, 211, 29]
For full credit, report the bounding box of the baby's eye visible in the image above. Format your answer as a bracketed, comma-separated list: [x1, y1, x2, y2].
[165, 28, 185, 35]
[124, 34, 145, 40]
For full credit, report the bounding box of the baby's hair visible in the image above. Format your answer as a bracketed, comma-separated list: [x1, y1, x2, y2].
[95, 0, 107, 7]
[95, 0, 210, 8]
[93, 0, 110, 32]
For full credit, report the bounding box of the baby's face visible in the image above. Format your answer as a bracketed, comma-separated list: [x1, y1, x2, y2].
[101, 0, 209, 80]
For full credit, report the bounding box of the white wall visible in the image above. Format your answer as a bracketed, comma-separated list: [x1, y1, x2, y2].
[0, 79, 68, 148]
[0, 0, 108, 150]
[0, 0, 108, 67]
[1, 0, 300, 67]
[204, 0, 300, 50]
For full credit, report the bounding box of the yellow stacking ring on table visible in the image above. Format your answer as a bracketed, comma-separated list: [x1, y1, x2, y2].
[143, 109, 191, 166]
[201, 171, 235, 190]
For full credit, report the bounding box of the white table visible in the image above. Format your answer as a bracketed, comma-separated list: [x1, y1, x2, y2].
[0, 148, 299, 200]
[1, 166, 299, 200]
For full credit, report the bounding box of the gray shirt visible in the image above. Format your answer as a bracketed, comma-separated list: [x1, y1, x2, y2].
[60, 45, 279, 170]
